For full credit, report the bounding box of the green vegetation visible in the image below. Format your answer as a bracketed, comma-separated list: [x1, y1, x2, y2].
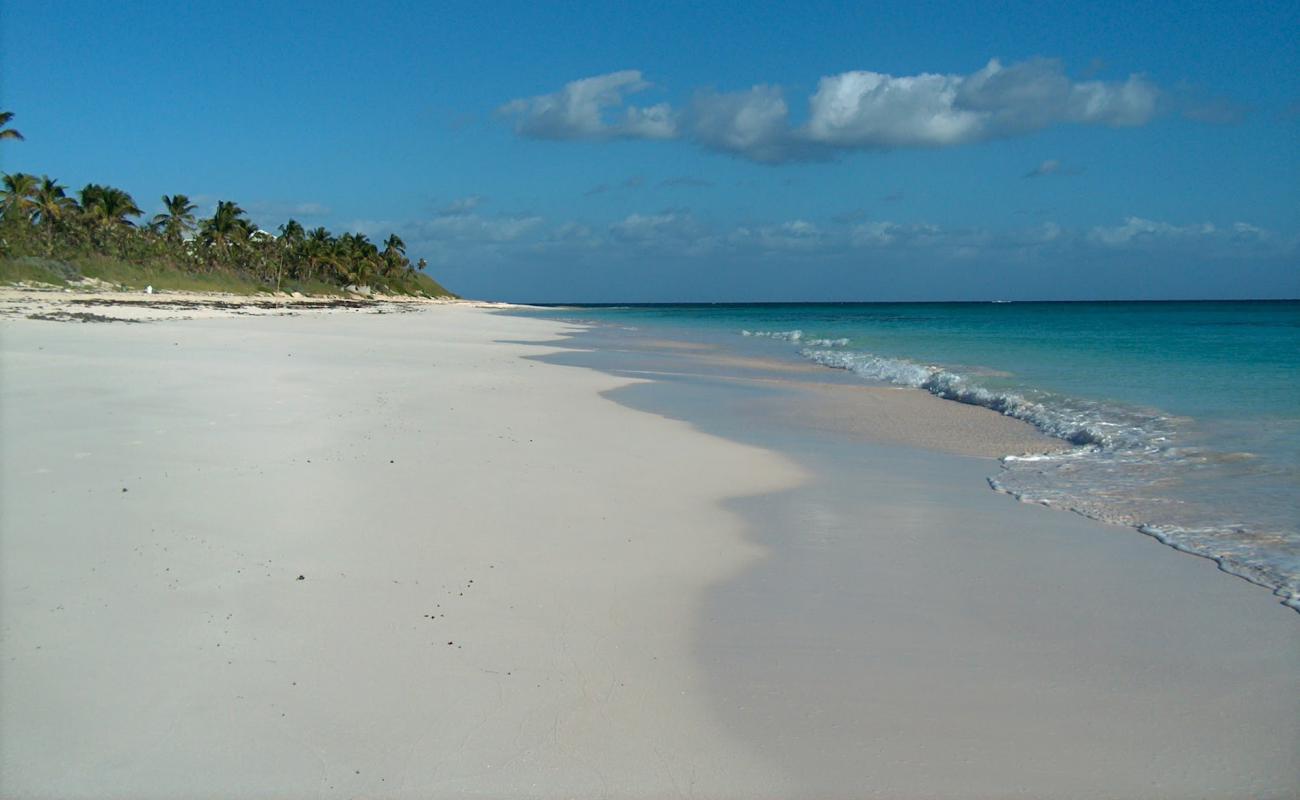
[0, 111, 455, 298]
[0, 111, 22, 141]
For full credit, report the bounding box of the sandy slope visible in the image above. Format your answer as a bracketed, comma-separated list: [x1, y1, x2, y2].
[0, 306, 804, 797]
[1, 304, 1296, 799]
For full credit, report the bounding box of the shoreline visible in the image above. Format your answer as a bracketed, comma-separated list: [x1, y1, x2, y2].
[510, 305, 1300, 612]
[514, 312, 1300, 796]
[2, 304, 1296, 797]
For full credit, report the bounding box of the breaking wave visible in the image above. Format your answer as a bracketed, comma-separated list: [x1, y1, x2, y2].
[739, 329, 1299, 610]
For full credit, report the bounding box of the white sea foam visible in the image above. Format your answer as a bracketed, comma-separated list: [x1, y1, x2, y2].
[738, 329, 1300, 611]
[742, 329, 804, 341]
[742, 331, 847, 347]
[799, 347, 1167, 448]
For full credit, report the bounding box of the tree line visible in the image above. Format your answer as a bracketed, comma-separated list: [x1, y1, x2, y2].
[0, 111, 450, 296]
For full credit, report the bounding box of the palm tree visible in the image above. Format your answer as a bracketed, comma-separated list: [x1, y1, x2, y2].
[76, 184, 142, 256]
[307, 226, 332, 247]
[32, 177, 75, 254]
[279, 219, 305, 245]
[0, 111, 22, 141]
[199, 200, 250, 263]
[274, 219, 306, 289]
[151, 194, 197, 243]
[380, 233, 409, 282]
[382, 233, 406, 259]
[303, 226, 333, 281]
[79, 184, 143, 229]
[1, 172, 38, 221]
[335, 232, 380, 288]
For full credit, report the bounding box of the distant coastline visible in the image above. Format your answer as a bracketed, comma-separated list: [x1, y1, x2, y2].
[1, 170, 455, 299]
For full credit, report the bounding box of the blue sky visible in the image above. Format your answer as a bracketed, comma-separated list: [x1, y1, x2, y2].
[2, 1, 1297, 301]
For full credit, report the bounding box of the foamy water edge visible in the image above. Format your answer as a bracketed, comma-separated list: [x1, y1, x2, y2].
[742, 328, 1300, 611]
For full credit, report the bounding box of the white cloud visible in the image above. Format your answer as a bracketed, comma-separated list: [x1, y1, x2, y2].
[412, 213, 544, 243]
[1083, 218, 1283, 256]
[957, 58, 1158, 130]
[688, 86, 799, 162]
[805, 71, 981, 148]
[850, 221, 903, 246]
[796, 58, 1158, 156]
[848, 220, 946, 248]
[738, 219, 824, 250]
[499, 70, 676, 140]
[608, 211, 705, 246]
[1088, 217, 1216, 246]
[501, 59, 1171, 162]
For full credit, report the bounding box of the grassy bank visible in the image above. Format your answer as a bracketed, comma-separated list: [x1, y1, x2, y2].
[1, 254, 454, 298]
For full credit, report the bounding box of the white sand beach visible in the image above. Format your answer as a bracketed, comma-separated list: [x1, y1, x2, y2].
[1, 303, 1296, 798]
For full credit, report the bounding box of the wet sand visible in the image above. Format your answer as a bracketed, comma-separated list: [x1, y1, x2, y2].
[531, 319, 1300, 798]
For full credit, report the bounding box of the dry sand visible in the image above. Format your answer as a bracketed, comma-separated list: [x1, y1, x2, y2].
[1, 302, 1296, 798]
[0, 284, 471, 323]
[1, 305, 807, 797]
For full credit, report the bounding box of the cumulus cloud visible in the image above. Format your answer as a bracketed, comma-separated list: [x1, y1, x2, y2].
[1089, 217, 1214, 246]
[787, 58, 1158, 158]
[501, 59, 1175, 162]
[962, 58, 1157, 128]
[849, 220, 948, 248]
[413, 213, 544, 243]
[804, 70, 981, 148]
[1087, 218, 1279, 253]
[608, 211, 706, 247]
[688, 85, 807, 162]
[498, 70, 676, 140]
[730, 219, 825, 251]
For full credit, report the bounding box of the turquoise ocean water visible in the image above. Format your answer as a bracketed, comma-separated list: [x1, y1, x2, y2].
[517, 301, 1300, 609]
